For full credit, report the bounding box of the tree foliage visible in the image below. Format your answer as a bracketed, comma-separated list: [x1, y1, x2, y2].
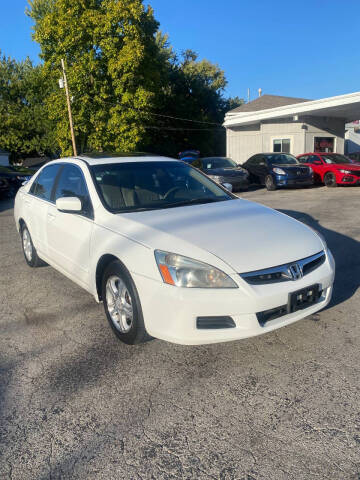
[0, 0, 245, 158]
[26, 0, 163, 155]
[146, 35, 240, 156]
[0, 52, 57, 160]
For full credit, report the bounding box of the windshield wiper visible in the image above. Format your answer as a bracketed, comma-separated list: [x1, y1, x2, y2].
[161, 197, 229, 209]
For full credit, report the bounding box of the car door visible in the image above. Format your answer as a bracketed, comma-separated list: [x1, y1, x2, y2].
[243, 155, 259, 182]
[26, 164, 62, 257]
[257, 155, 269, 183]
[46, 163, 94, 288]
[306, 155, 324, 181]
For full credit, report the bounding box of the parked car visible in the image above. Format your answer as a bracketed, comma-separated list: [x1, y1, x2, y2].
[0, 175, 11, 197]
[297, 152, 360, 187]
[15, 154, 334, 345]
[178, 149, 200, 163]
[347, 152, 360, 164]
[0, 165, 35, 196]
[242, 153, 314, 191]
[191, 157, 249, 191]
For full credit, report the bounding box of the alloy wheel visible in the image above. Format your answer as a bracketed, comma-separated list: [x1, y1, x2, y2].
[105, 275, 134, 333]
[22, 228, 33, 262]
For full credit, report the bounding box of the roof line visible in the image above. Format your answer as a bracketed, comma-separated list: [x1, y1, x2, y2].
[224, 91, 360, 127]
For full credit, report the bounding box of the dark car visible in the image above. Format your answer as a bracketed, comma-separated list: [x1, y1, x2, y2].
[0, 175, 11, 197]
[243, 153, 314, 191]
[178, 150, 200, 163]
[191, 156, 249, 191]
[347, 152, 360, 164]
[0, 165, 35, 196]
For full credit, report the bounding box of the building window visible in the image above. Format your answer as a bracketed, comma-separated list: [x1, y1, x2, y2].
[273, 139, 290, 153]
[314, 137, 334, 153]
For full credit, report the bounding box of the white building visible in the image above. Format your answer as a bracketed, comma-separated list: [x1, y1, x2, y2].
[224, 92, 360, 164]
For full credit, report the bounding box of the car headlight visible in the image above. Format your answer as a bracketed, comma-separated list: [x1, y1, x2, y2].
[308, 166, 313, 174]
[273, 167, 286, 175]
[209, 175, 221, 182]
[154, 250, 238, 288]
[339, 169, 352, 174]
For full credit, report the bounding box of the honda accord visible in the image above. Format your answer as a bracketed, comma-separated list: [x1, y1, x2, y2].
[14, 154, 334, 345]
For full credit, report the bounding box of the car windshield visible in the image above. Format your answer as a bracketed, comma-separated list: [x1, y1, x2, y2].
[202, 157, 237, 169]
[322, 154, 351, 164]
[265, 154, 299, 165]
[91, 161, 232, 213]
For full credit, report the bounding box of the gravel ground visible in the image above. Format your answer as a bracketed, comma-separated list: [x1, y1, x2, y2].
[0, 185, 359, 480]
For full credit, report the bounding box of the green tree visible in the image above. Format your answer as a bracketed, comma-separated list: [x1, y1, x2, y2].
[27, 0, 163, 155]
[0, 52, 57, 161]
[147, 36, 243, 157]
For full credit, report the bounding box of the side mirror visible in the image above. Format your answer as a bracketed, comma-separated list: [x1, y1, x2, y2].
[222, 182, 233, 192]
[56, 196, 82, 213]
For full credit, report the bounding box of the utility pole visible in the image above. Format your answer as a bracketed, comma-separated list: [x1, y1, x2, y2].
[60, 58, 77, 156]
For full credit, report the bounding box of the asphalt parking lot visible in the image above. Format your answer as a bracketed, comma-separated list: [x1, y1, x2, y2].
[0, 186, 359, 480]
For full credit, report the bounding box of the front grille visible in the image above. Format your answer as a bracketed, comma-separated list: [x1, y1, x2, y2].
[240, 251, 326, 285]
[349, 170, 360, 177]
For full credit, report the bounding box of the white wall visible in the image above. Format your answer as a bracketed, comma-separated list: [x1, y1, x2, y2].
[226, 116, 346, 163]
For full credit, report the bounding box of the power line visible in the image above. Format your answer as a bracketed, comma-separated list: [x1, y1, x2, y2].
[94, 98, 223, 126]
[143, 126, 224, 131]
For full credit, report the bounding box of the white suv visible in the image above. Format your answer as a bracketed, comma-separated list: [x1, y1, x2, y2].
[14, 154, 335, 345]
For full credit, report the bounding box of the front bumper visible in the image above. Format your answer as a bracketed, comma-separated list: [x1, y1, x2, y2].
[275, 175, 314, 187]
[338, 175, 360, 185]
[132, 250, 335, 345]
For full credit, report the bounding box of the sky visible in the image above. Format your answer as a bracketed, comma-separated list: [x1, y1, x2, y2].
[1, 0, 359, 102]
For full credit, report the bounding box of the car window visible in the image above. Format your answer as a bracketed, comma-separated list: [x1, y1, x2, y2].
[264, 154, 299, 165]
[322, 154, 351, 164]
[201, 157, 237, 169]
[54, 164, 93, 217]
[307, 155, 321, 164]
[297, 156, 308, 163]
[246, 155, 259, 166]
[191, 159, 202, 169]
[30, 164, 61, 201]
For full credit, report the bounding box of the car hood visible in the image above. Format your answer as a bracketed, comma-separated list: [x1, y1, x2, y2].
[331, 163, 360, 170]
[204, 168, 248, 177]
[109, 199, 323, 273]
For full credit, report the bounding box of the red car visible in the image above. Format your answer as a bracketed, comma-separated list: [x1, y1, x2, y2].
[297, 152, 360, 187]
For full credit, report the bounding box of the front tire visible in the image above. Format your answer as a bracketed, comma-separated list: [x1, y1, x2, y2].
[265, 175, 277, 191]
[102, 260, 152, 345]
[324, 172, 337, 188]
[21, 224, 43, 267]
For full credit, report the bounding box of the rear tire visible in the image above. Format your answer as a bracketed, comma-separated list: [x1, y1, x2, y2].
[324, 172, 337, 188]
[21, 224, 43, 267]
[265, 175, 277, 191]
[102, 260, 152, 345]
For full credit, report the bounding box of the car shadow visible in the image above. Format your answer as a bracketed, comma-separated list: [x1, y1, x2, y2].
[0, 197, 14, 213]
[278, 209, 360, 308]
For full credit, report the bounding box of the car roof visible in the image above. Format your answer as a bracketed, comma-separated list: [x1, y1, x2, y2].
[46, 153, 179, 166]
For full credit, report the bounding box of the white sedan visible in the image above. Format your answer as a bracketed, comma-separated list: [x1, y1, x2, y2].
[14, 154, 335, 345]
